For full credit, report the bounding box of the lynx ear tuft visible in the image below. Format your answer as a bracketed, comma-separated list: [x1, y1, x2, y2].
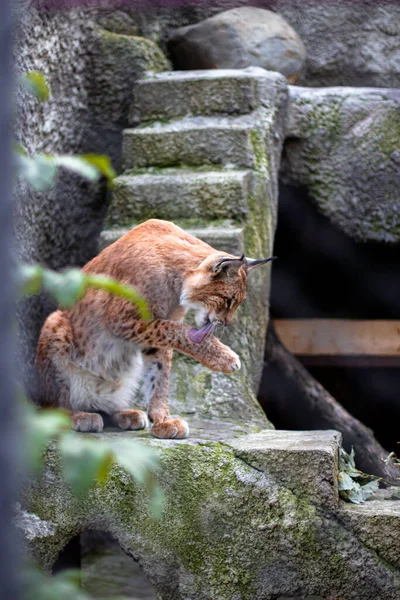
[212, 255, 245, 275]
[245, 256, 277, 272]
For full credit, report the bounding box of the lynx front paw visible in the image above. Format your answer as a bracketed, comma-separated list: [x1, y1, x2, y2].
[111, 410, 149, 431]
[220, 348, 241, 374]
[207, 347, 241, 374]
[151, 418, 189, 439]
[72, 412, 104, 433]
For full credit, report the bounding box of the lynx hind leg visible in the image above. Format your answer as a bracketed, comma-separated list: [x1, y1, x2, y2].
[142, 348, 189, 440]
[36, 311, 104, 433]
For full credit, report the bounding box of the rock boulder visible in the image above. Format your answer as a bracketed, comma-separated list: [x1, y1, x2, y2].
[281, 86, 400, 243]
[167, 7, 306, 84]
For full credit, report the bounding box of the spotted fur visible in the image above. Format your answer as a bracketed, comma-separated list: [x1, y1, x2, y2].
[36, 219, 267, 439]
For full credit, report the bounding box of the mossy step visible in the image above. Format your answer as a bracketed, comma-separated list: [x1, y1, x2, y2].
[122, 113, 261, 170]
[20, 428, 400, 600]
[230, 429, 341, 509]
[100, 220, 245, 256]
[110, 169, 252, 225]
[130, 67, 287, 123]
[339, 494, 400, 569]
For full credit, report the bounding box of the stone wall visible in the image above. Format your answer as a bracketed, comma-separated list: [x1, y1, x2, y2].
[14, 5, 169, 394]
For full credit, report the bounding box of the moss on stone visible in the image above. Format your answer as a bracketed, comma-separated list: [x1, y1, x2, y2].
[97, 29, 170, 74]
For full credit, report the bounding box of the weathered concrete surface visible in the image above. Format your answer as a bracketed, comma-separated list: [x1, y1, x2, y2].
[19, 430, 400, 600]
[123, 113, 262, 171]
[280, 86, 400, 243]
[130, 67, 287, 123]
[339, 497, 400, 570]
[231, 430, 341, 509]
[167, 7, 306, 83]
[111, 169, 252, 224]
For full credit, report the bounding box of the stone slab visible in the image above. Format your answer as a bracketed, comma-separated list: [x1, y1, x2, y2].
[122, 113, 260, 170]
[110, 169, 251, 225]
[20, 431, 400, 600]
[230, 430, 342, 509]
[130, 67, 287, 123]
[339, 498, 400, 569]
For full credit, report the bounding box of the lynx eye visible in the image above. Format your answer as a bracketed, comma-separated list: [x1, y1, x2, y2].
[226, 297, 233, 309]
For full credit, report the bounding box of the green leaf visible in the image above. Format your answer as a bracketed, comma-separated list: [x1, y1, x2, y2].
[20, 71, 50, 102]
[85, 274, 151, 321]
[79, 154, 117, 186]
[338, 447, 381, 504]
[24, 408, 71, 473]
[59, 433, 114, 496]
[42, 268, 86, 308]
[18, 154, 57, 191]
[54, 156, 100, 182]
[18, 264, 43, 297]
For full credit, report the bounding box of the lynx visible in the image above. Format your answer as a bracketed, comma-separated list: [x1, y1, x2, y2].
[36, 219, 274, 439]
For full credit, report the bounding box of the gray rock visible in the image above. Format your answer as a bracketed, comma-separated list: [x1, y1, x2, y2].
[19, 430, 400, 599]
[167, 7, 306, 83]
[281, 86, 400, 243]
[123, 114, 259, 171]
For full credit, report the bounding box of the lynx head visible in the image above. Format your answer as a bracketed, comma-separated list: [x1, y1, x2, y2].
[181, 252, 276, 343]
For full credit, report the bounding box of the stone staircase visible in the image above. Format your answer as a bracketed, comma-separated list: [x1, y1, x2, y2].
[20, 69, 400, 599]
[101, 67, 288, 433]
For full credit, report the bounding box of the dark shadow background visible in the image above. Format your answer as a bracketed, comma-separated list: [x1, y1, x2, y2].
[259, 183, 400, 452]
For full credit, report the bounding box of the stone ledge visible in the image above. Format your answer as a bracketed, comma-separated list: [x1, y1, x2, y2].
[230, 430, 341, 509]
[122, 114, 259, 170]
[100, 220, 245, 256]
[282, 85, 400, 243]
[130, 67, 287, 123]
[110, 169, 251, 225]
[19, 430, 400, 599]
[339, 497, 400, 569]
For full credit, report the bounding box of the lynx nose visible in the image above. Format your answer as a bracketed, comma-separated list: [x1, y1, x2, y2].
[225, 314, 234, 326]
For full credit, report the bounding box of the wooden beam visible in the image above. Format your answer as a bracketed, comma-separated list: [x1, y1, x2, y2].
[273, 319, 400, 367]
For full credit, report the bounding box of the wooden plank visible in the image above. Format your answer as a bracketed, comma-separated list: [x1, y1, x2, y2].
[273, 319, 400, 358]
[297, 355, 400, 368]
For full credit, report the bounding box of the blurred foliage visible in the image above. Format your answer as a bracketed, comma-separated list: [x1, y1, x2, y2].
[19, 264, 151, 320]
[338, 447, 380, 504]
[19, 71, 50, 102]
[23, 400, 162, 513]
[22, 566, 90, 600]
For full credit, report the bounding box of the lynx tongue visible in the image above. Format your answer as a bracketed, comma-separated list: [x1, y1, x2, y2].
[188, 321, 215, 344]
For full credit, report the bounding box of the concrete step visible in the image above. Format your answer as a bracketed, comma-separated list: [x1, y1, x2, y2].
[110, 168, 252, 225]
[130, 67, 286, 123]
[100, 219, 245, 256]
[339, 494, 400, 570]
[231, 429, 341, 509]
[122, 113, 260, 170]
